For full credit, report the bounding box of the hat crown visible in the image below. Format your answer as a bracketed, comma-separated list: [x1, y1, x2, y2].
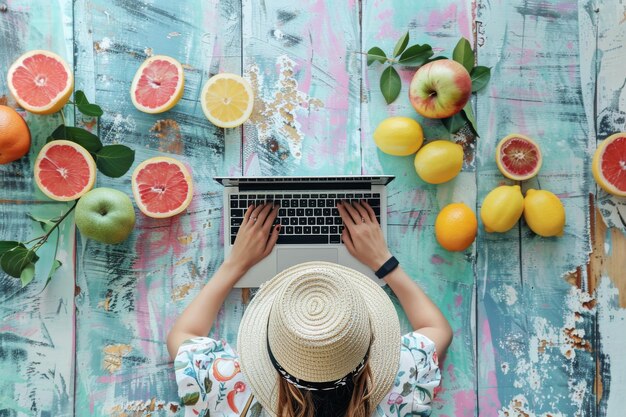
[267, 269, 371, 383]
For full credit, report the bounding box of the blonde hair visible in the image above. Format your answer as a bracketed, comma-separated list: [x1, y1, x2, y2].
[276, 361, 373, 417]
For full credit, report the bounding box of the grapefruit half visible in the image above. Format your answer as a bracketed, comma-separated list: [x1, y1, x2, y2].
[130, 55, 185, 114]
[495, 134, 542, 181]
[7, 50, 74, 115]
[34, 140, 97, 201]
[131, 156, 193, 218]
[592, 132, 626, 197]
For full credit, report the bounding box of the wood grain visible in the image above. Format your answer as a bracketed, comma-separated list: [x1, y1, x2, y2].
[0, 1, 76, 416]
[361, 1, 477, 415]
[71, 1, 242, 415]
[476, 0, 595, 415]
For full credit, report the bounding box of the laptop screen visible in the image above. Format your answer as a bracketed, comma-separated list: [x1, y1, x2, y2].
[214, 175, 394, 190]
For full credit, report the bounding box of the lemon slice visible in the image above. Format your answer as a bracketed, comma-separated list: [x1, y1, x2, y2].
[200, 73, 254, 128]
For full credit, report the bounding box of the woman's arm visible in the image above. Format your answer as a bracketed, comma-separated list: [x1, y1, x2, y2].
[166, 203, 280, 359]
[337, 201, 453, 355]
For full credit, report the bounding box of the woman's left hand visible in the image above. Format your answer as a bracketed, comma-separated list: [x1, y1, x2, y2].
[225, 203, 280, 276]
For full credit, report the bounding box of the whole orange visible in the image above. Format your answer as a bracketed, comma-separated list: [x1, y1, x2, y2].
[0, 105, 31, 164]
[435, 203, 478, 251]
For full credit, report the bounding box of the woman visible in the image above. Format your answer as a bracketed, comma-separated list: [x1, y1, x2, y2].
[168, 201, 453, 417]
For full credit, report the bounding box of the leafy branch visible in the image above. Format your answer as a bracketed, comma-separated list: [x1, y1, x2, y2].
[0, 202, 76, 287]
[0, 91, 135, 287]
[367, 34, 492, 135]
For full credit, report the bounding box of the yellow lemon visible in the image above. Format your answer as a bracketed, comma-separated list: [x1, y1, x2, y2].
[373, 117, 424, 156]
[523, 189, 565, 237]
[201, 73, 254, 128]
[414, 140, 464, 184]
[435, 203, 478, 251]
[480, 185, 524, 233]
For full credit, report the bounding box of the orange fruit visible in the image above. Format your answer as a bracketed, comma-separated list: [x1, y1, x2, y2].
[131, 156, 193, 218]
[34, 140, 97, 201]
[7, 50, 73, 115]
[592, 132, 626, 197]
[495, 134, 542, 181]
[130, 55, 185, 114]
[200, 73, 254, 128]
[0, 105, 31, 164]
[435, 203, 478, 251]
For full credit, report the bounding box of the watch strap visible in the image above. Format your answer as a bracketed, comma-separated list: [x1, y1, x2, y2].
[375, 256, 399, 279]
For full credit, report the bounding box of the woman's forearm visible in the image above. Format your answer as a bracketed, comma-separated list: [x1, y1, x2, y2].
[384, 266, 453, 353]
[166, 260, 244, 358]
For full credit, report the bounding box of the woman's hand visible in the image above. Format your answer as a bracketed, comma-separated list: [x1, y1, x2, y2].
[337, 201, 392, 271]
[225, 203, 280, 276]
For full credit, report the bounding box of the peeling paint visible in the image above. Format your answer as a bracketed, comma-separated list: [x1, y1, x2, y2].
[109, 398, 179, 416]
[171, 283, 195, 301]
[102, 344, 132, 374]
[247, 55, 323, 160]
[151, 119, 184, 155]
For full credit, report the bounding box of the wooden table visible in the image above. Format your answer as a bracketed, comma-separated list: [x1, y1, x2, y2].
[1, 1, 624, 416]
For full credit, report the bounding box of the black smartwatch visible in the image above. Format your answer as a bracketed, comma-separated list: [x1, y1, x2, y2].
[375, 256, 399, 279]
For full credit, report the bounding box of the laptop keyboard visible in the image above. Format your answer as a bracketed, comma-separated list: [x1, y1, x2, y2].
[229, 193, 381, 244]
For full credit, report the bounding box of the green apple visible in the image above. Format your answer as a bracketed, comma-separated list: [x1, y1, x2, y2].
[75, 187, 136, 244]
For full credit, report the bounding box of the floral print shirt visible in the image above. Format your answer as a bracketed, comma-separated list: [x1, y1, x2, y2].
[175, 331, 440, 417]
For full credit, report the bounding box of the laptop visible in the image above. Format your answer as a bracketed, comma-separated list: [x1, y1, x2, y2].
[215, 175, 395, 287]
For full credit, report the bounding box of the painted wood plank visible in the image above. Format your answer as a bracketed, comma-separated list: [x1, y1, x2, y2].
[475, 1, 594, 415]
[579, 0, 626, 415]
[361, 1, 477, 415]
[71, 1, 242, 415]
[0, 1, 76, 416]
[240, 0, 361, 176]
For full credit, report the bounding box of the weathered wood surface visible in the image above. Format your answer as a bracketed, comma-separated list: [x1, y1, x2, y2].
[0, 0, 625, 416]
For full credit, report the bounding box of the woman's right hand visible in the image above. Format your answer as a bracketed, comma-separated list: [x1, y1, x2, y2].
[225, 203, 280, 276]
[337, 201, 392, 271]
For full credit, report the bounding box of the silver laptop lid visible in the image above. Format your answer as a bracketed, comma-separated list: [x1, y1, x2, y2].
[214, 175, 395, 188]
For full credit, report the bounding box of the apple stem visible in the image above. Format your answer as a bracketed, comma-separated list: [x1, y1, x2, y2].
[31, 200, 78, 252]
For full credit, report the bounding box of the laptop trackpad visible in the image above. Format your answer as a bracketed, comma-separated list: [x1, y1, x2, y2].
[277, 248, 338, 271]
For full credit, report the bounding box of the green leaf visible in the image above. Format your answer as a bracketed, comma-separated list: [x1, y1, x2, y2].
[204, 375, 213, 393]
[393, 32, 409, 57]
[398, 44, 434, 66]
[0, 241, 24, 257]
[367, 47, 387, 65]
[74, 91, 104, 117]
[452, 37, 474, 73]
[470, 66, 491, 92]
[441, 113, 466, 134]
[1, 247, 38, 278]
[95, 145, 135, 178]
[428, 56, 448, 62]
[42, 260, 62, 291]
[462, 102, 479, 136]
[380, 66, 401, 105]
[180, 392, 200, 406]
[20, 263, 35, 287]
[400, 381, 412, 396]
[249, 402, 263, 417]
[28, 214, 56, 233]
[48, 125, 103, 153]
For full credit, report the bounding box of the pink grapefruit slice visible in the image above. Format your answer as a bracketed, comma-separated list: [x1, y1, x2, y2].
[131, 156, 193, 218]
[592, 132, 626, 197]
[7, 50, 74, 115]
[34, 140, 96, 201]
[495, 134, 542, 181]
[130, 55, 184, 114]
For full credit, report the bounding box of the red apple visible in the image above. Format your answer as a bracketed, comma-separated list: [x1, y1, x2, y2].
[409, 59, 472, 119]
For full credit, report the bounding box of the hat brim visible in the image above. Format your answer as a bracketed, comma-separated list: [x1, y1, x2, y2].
[237, 261, 401, 416]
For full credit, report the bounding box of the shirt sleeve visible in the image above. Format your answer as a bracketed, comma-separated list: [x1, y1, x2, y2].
[174, 337, 253, 416]
[378, 331, 441, 417]
[403, 331, 441, 415]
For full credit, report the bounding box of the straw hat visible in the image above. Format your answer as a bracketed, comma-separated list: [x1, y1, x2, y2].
[237, 261, 401, 416]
